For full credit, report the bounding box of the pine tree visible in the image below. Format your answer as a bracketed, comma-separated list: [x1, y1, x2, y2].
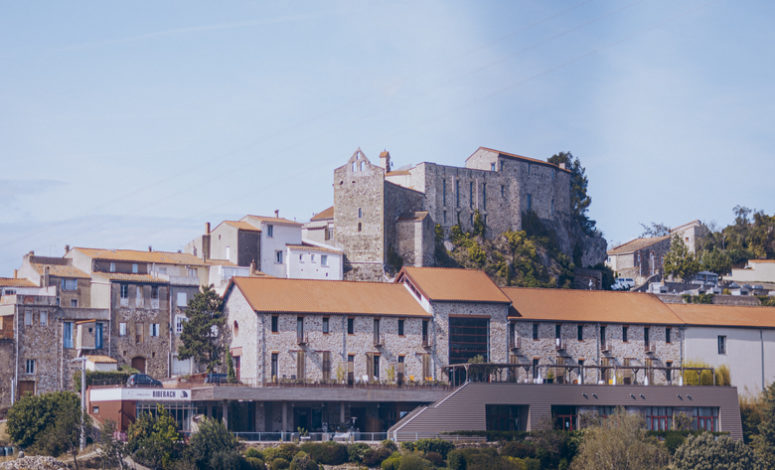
[177, 285, 224, 373]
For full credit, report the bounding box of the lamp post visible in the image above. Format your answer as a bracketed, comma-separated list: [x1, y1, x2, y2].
[70, 357, 87, 452]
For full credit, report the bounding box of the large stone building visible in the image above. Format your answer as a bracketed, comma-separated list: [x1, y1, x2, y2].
[310, 147, 605, 281]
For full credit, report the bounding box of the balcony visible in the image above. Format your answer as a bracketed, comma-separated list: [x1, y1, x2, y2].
[296, 333, 308, 345]
[373, 334, 385, 347]
[645, 344, 656, 354]
[510, 336, 521, 351]
[601, 342, 611, 353]
[555, 338, 566, 351]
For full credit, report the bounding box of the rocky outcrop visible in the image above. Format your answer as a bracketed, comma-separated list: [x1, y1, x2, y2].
[0, 455, 68, 470]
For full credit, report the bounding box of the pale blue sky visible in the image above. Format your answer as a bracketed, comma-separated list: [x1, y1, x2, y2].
[2, 1, 774, 274]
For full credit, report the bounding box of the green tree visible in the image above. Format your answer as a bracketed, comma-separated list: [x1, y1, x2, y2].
[98, 420, 128, 470]
[663, 234, 700, 281]
[673, 432, 762, 470]
[127, 405, 182, 469]
[570, 408, 667, 470]
[178, 284, 225, 373]
[547, 152, 596, 234]
[188, 416, 243, 470]
[752, 382, 775, 467]
[6, 390, 86, 462]
[639, 221, 671, 237]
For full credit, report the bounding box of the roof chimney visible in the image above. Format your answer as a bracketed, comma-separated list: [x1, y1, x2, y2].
[13, 269, 18, 279]
[274, 209, 279, 218]
[379, 150, 391, 170]
[249, 259, 256, 274]
[148, 246, 152, 252]
[43, 266, 50, 288]
[64, 244, 70, 254]
[205, 222, 211, 234]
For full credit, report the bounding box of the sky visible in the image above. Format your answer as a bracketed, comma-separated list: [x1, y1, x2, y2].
[1, 1, 774, 275]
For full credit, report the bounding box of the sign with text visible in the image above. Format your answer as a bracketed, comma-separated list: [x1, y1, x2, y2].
[90, 388, 191, 402]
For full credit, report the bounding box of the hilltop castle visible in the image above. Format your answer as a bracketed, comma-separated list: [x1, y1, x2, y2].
[304, 147, 605, 281]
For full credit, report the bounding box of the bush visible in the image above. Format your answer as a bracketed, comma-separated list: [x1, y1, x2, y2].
[382, 454, 401, 470]
[300, 441, 348, 465]
[347, 442, 371, 462]
[189, 416, 239, 469]
[264, 443, 300, 462]
[673, 432, 762, 470]
[424, 451, 443, 466]
[209, 449, 248, 470]
[382, 439, 398, 451]
[245, 456, 265, 470]
[398, 453, 432, 470]
[290, 451, 320, 470]
[73, 368, 137, 391]
[412, 438, 455, 458]
[244, 447, 264, 459]
[270, 457, 290, 470]
[501, 440, 536, 459]
[447, 450, 466, 470]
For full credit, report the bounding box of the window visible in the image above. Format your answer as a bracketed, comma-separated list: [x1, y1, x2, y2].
[358, 208, 362, 218]
[469, 181, 474, 208]
[422, 354, 431, 381]
[150, 323, 160, 337]
[25, 359, 35, 374]
[299, 253, 304, 263]
[666, 327, 672, 344]
[176, 292, 187, 307]
[40, 311, 47, 326]
[422, 320, 429, 344]
[490, 162, 496, 171]
[532, 358, 539, 379]
[357, 222, 362, 232]
[666, 361, 673, 384]
[644, 327, 650, 347]
[501, 185, 505, 198]
[398, 319, 405, 336]
[600, 326, 606, 345]
[526, 193, 533, 211]
[61, 279, 78, 291]
[321, 255, 328, 266]
[120, 284, 129, 299]
[275, 250, 283, 264]
[322, 351, 331, 382]
[322, 317, 329, 334]
[622, 326, 629, 342]
[109, 262, 116, 273]
[64, 322, 73, 348]
[24, 310, 32, 326]
[296, 350, 305, 380]
[96, 323, 103, 348]
[373, 354, 380, 380]
[70, 299, 78, 307]
[455, 180, 460, 207]
[577, 325, 583, 341]
[311, 254, 315, 263]
[151, 286, 159, 299]
[348, 318, 354, 335]
[555, 324, 561, 339]
[267, 224, 274, 237]
[296, 316, 304, 342]
[532, 323, 539, 340]
[482, 183, 486, 209]
[442, 179, 447, 205]
[271, 353, 279, 381]
[175, 316, 186, 334]
[271, 315, 279, 333]
[374, 318, 380, 337]
[717, 335, 727, 354]
[443, 210, 447, 224]
[119, 322, 127, 337]
[132, 263, 138, 274]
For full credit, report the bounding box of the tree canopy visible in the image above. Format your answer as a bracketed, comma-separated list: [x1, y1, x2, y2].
[178, 284, 225, 373]
[547, 152, 597, 235]
[673, 432, 762, 470]
[663, 234, 700, 281]
[127, 405, 182, 470]
[697, 207, 775, 274]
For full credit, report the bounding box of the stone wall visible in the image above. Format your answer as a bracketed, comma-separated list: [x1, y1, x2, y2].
[0, 339, 14, 409]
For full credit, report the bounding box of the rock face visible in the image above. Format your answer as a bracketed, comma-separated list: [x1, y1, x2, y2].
[0, 455, 69, 470]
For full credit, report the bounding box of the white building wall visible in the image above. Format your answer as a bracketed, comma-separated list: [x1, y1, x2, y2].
[727, 262, 775, 284]
[683, 326, 775, 396]
[259, 224, 302, 278]
[286, 248, 343, 280]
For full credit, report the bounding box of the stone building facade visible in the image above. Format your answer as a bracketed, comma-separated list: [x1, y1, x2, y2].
[324, 147, 602, 281]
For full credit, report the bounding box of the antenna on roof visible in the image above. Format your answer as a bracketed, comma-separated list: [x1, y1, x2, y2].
[274, 209, 279, 218]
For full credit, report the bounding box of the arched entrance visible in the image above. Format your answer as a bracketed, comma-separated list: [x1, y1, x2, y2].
[131, 356, 146, 373]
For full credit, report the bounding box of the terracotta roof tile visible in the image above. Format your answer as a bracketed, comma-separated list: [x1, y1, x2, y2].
[668, 303, 775, 328]
[222, 221, 262, 232]
[398, 267, 510, 303]
[0, 278, 37, 287]
[286, 244, 342, 254]
[607, 235, 670, 255]
[242, 214, 302, 226]
[31, 263, 91, 279]
[469, 147, 571, 173]
[92, 273, 167, 283]
[503, 287, 684, 325]
[230, 277, 429, 317]
[74, 247, 206, 266]
[310, 206, 334, 221]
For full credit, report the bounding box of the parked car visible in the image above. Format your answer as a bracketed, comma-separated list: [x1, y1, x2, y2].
[204, 373, 228, 384]
[126, 373, 162, 387]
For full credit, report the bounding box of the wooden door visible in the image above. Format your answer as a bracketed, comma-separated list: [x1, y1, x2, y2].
[131, 356, 146, 373]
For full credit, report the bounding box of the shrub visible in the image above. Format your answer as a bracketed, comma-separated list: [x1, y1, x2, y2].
[347, 442, 371, 462]
[270, 457, 290, 470]
[300, 442, 348, 465]
[264, 443, 300, 462]
[363, 447, 393, 467]
[244, 447, 264, 459]
[501, 440, 536, 459]
[447, 450, 466, 470]
[382, 439, 398, 451]
[245, 456, 265, 470]
[412, 438, 455, 458]
[397, 453, 432, 470]
[189, 416, 239, 469]
[290, 451, 320, 470]
[424, 451, 443, 466]
[673, 432, 762, 470]
[381, 454, 401, 470]
[209, 449, 248, 470]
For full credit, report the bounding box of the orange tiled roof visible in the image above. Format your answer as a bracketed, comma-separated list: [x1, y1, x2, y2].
[242, 215, 302, 226]
[0, 277, 37, 287]
[668, 303, 775, 328]
[607, 235, 670, 256]
[398, 267, 510, 303]
[503, 287, 684, 325]
[221, 220, 262, 232]
[30, 263, 90, 279]
[230, 277, 430, 317]
[286, 244, 342, 254]
[310, 206, 334, 221]
[74, 247, 206, 266]
[750, 259, 775, 264]
[92, 273, 168, 283]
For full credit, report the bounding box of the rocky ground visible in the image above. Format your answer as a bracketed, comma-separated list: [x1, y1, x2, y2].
[0, 455, 69, 470]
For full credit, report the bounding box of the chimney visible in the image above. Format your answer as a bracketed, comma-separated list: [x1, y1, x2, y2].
[148, 246, 152, 252]
[64, 244, 70, 254]
[43, 266, 50, 288]
[274, 209, 279, 218]
[379, 150, 391, 170]
[249, 259, 256, 274]
[205, 222, 211, 234]
[13, 269, 17, 279]
[559, 162, 566, 170]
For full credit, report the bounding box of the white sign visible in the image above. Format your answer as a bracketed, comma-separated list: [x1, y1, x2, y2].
[90, 388, 191, 402]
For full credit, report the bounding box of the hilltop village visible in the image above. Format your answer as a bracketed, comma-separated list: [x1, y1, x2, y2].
[1, 145, 774, 452]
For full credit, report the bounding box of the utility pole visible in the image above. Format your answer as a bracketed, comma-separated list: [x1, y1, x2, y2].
[71, 357, 87, 452]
